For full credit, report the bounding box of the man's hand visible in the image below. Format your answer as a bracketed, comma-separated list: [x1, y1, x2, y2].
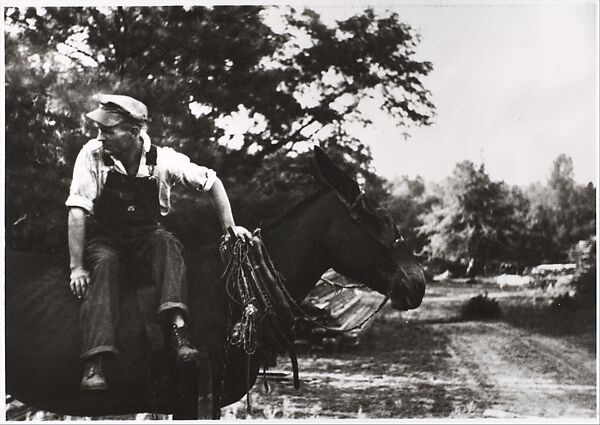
[70, 266, 91, 299]
[224, 225, 253, 244]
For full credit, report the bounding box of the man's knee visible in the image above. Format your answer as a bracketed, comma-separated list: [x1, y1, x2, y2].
[147, 229, 184, 255]
[88, 245, 121, 271]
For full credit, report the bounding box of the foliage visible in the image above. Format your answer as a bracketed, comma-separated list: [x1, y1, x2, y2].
[460, 293, 502, 320]
[417, 161, 522, 268]
[4, 6, 435, 253]
[569, 236, 596, 307]
[568, 235, 596, 270]
[411, 154, 596, 270]
[4, 33, 81, 253]
[519, 183, 560, 263]
[385, 175, 436, 255]
[522, 155, 596, 263]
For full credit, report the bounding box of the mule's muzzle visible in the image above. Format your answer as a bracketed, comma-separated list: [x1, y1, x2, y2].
[389, 239, 426, 311]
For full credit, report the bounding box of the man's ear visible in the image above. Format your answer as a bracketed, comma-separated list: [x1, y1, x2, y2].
[129, 125, 141, 137]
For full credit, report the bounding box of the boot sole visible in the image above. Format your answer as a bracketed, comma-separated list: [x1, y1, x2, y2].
[176, 351, 201, 363]
[81, 383, 108, 391]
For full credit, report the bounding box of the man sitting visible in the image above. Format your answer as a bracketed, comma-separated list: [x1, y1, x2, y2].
[66, 94, 251, 390]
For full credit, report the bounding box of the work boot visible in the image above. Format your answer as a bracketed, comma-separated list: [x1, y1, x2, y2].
[170, 324, 200, 362]
[81, 355, 108, 391]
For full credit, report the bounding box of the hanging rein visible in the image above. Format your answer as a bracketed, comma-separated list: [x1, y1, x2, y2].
[219, 228, 300, 412]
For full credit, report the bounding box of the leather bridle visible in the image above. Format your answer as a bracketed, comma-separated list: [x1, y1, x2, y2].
[335, 189, 414, 296]
[337, 189, 407, 254]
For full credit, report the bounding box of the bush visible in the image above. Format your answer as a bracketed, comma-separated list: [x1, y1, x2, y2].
[574, 267, 596, 307]
[551, 293, 580, 311]
[571, 236, 596, 307]
[461, 293, 502, 320]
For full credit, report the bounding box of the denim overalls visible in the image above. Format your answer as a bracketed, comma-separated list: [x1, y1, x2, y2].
[80, 145, 189, 360]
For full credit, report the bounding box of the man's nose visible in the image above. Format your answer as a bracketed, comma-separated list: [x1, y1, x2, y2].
[97, 130, 105, 141]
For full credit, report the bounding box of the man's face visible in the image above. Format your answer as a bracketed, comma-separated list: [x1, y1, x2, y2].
[96, 122, 137, 157]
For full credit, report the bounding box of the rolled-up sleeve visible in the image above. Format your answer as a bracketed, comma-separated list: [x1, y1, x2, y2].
[160, 147, 217, 192]
[65, 147, 97, 213]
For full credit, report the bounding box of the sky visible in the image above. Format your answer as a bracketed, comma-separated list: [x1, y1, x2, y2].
[313, 1, 598, 186]
[3, 0, 598, 187]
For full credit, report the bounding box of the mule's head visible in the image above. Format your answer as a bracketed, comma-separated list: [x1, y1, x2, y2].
[314, 147, 426, 310]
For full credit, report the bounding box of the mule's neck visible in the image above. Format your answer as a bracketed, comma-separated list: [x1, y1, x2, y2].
[262, 191, 339, 302]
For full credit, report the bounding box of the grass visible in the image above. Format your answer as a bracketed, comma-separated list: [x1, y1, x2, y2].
[426, 280, 596, 353]
[502, 299, 596, 333]
[499, 297, 596, 353]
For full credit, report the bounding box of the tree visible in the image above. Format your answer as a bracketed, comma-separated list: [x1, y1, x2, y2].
[418, 161, 519, 272]
[570, 182, 596, 244]
[385, 175, 435, 255]
[549, 154, 576, 251]
[501, 185, 531, 266]
[5, 6, 434, 166]
[522, 155, 596, 263]
[548, 154, 575, 197]
[4, 5, 435, 252]
[547, 154, 596, 252]
[4, 30, 82, 252]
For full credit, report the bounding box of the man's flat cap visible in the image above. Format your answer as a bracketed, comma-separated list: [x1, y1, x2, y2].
[86, 94, 148, 127]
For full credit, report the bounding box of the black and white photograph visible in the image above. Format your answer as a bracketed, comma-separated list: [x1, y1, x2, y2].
[2, 0, 598, 422]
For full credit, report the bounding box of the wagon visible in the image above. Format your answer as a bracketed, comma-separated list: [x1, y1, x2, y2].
[294, 270, 382, 351]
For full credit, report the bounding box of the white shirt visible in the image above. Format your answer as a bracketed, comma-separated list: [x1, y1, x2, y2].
[65, 135, 217, 216]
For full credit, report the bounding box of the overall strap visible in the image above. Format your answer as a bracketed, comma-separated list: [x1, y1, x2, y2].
[102, 151, 114, 166]
[145, 144, 157, 176]
[145, 144, 157, 166]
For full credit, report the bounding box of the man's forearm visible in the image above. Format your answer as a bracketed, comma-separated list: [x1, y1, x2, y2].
[68, 207, 87, 269]
[208, 177, 236, 233]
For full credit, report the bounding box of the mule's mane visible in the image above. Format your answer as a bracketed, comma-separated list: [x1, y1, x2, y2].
[265, 187, 395, 234]
[266, 187, 332, 229]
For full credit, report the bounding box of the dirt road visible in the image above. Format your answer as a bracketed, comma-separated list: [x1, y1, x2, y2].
[443, 321, 596, 418]
[223, 285, 597, 420]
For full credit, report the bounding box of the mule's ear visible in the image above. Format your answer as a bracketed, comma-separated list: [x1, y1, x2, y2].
[313, 147, 361, 201]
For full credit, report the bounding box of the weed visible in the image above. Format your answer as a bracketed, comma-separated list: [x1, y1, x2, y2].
[357, 406, 367, 418]
[449, 400, 479, 417]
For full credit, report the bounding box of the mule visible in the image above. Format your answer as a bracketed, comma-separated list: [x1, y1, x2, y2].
[5, 147, 426, 419]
